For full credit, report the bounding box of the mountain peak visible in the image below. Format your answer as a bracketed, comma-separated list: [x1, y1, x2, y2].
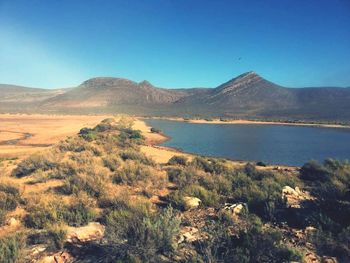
[216, 71, 263, 92]
[139, 80, 153, 87]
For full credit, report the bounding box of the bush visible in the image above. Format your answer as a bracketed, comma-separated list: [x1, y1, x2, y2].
[190, 157, 229, 174]
[12, 154, 56, 178]
[150, 127, 161, 133]
[25, 199, 95, 229]
[167, 156, 188, 166]
[79, 127, 97, 141]
[204, 215, 303, 263]
[119, 150, 154, 165]
[105, 205, 180, 260]
[47, 224, 67, 250]
[0, 234, 25, 263]
[184, 185, 220, 207]
[114, 163, 152, 186]
[0, 184, 20, 211]
[300, 160, 330, 181]
[103, 156, 121, 172]
[61, 201, 95, 227]
[60, 170, 107, 198]
[256, 161, 267, 167]
[166, 167, 198, 188]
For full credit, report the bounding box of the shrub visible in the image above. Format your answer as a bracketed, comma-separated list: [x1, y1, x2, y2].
[167, 190, 186, 210]
[114, 163, 152, 185]
[300, 160, 330, 181]
[119, 150, 154, 165]
[166, 167, 198, 188]
[79, 127, 97, 141]
[61, 200, 95, 227]
[0, 184, 20, 211]
[150, 127, 161, 133]
[25, 198, 95, 229]
[103, 155, 121, 172]
[167, 156, 188, 166]
[12, 154, 56, 178]
[47, 224, 67, 250]
[0, 209, 6, 226]
[184, 184, 220, 207]
[256, 161, 268, 167]
[105, 205, 180, 260]
[0, 234, 25, 263]
[204, 216, 303, 263]
[191, 157, 229, 174]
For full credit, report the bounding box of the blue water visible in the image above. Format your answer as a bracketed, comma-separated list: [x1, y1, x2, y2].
[145, 119, 350, 166]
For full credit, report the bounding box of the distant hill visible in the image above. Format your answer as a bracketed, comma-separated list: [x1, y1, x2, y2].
[1, 72, 350, 122]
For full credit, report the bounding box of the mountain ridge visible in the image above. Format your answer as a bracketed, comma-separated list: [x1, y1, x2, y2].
[1, 72, 350, 122]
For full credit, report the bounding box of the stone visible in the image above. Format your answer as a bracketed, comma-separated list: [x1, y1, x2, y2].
[66, 222, 105, 243]
[222, 202, 247, 216]
[6, 217, 20, 227]
[183, 196, 201, 210]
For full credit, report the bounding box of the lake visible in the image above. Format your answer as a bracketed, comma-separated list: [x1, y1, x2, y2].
[145, 119, 350, 166]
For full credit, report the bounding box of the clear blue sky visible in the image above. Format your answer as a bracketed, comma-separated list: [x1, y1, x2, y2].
[1, 0, 350, 89]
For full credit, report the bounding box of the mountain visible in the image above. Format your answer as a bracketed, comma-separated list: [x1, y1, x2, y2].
[0, 84, 67, 112]
[1, 72, 350, 122]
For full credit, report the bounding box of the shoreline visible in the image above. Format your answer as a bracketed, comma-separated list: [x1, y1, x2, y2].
[135, 118, 299, 170]
[142, 117, 350, 129]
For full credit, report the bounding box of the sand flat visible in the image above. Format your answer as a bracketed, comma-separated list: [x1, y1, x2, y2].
[0, 114, 112, 158]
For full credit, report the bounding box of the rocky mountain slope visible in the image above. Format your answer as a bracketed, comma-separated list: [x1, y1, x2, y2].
[1, 72, 350, 121]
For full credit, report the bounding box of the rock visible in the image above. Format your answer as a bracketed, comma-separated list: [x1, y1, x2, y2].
[222, 203, 247, 216]
[183, 197, 201, 210]
[6, 217, 20, 227]
[66, 222, 104, 243]
[31, 245, 47, 256]
[305, 226, 317, 236]
[178, 227, 199, 244]
[321, 257, 337, 263]
[38, 252, 73, 263]
[282, 185, 309, 208]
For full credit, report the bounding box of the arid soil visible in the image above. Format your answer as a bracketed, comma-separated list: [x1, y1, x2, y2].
[0, 114, 111, 158]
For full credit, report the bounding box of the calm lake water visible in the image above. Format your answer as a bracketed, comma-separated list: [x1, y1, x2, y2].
[145, 119, 350, 166]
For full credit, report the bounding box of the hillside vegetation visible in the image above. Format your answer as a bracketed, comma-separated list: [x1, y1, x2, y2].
[0, 117, 349, 262]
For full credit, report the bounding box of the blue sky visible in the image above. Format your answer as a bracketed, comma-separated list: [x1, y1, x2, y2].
[0, 0, 350, 89]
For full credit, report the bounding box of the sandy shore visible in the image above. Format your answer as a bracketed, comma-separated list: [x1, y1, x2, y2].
[145, 117, 350, 129]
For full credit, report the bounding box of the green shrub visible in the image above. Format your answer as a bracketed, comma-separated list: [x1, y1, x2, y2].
[300, 160, 330, 181]
[79, 127, 97, 141]
[256, 161, 268, 167]
[205, 215, 303, 263]
[47, 224, 67, 250]
[166, 167, 198, 188]
[167, 156, 188, 166]
[0, 209, 7, 226]
[61, 201, 95, 227]
[0, 184, 20, 211]
[25, 200, 95, 229]
[150, 127, 161, 133]
[190, 157, 229, 174]
[114, 163, 152, 185]
[119, 150, 154, 165]
[12, 154, 56, 178]
[184, 185, 220, 207]
[167, 190, 186, 210]
[61, 173, 106, 198]
[103, 156, 121, 172]
[0, 234, 25, 263]
[105, 206, 180, 260]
